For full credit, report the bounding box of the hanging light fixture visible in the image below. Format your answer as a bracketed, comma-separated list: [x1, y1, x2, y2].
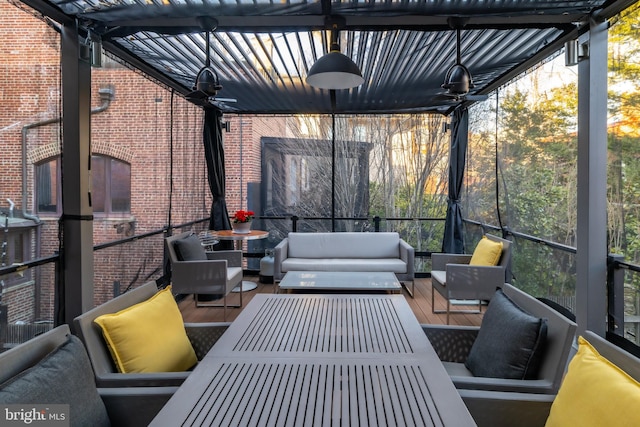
[306, 27, 364, 90]
[441, 29, 475, 97]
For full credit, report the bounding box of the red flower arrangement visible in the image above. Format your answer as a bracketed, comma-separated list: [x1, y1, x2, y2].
[232, 210, 255, 223]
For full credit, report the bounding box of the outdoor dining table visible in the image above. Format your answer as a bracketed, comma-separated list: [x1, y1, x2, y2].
[150, 293, 476, 426]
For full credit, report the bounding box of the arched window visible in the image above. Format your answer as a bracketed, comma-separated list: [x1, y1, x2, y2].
[35, 155, 131, 216]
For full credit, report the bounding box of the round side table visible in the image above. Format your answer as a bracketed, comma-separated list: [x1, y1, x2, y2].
[215, 229, 269, 292]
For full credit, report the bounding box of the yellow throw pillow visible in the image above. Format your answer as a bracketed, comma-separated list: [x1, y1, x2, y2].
[469, 236, 503, 266]
[94, 285, 197, 373]
[545, 336, 640, 427]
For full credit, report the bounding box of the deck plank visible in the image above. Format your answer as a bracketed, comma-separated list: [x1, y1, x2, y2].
[178, 276, 483, 327]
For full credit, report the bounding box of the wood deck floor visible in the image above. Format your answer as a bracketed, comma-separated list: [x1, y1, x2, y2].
[179, 276, 484, 327]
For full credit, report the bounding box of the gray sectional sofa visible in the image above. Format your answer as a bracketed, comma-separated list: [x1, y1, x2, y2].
[274, 231, 415, 295]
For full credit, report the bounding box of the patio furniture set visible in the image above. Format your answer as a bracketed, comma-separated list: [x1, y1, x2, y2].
[2, 231, 636, 426]
[1, 278, 635, 427]
[273, 231, 415, 296]
[150, 293, 476, 426]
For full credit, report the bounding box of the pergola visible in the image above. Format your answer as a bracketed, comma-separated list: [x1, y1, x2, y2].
[18, 0, 637, 334]
[20, 0, 633, 114]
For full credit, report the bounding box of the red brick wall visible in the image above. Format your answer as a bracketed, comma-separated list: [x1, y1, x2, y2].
[1, 2, 62, 322]
[0, 1, 289, 323]
[223, 115, 286, 213]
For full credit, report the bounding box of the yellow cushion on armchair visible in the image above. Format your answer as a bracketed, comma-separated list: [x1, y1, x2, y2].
[469, 236, 503, 266]
[94, 285, 197, 373]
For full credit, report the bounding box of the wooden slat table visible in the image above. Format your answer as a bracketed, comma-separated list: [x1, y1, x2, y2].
[150, 294, 476, 427]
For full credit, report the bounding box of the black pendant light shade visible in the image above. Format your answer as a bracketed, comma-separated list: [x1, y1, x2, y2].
[307, 36, 364, 90]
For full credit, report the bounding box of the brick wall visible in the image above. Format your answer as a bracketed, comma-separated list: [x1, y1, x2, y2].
[0, 1, 285, 323]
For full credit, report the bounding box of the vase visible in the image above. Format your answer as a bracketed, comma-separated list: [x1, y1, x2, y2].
[232, 221, 252, 234]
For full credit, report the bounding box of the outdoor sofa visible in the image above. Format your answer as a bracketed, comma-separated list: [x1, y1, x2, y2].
[273, 231, 415, 295]
[0, 324, 170, 427]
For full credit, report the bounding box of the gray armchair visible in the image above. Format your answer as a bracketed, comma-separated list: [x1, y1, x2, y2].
[460, 330, 640, 427]
[423, 283, 577, 394]
[431, 233, 512, 324]
[166, 231, 243, 312]
[0, 325, 173, 427]
[73, 280, 229, 388]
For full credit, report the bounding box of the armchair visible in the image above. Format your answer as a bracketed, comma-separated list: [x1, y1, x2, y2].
[165, 231, 243, 312]
[0, 325, 173, 427]
[423, 283, 577, 395]
[431, 233, 511, 324]
[459, 331, 640, 427]
[73, 280, 229, 388]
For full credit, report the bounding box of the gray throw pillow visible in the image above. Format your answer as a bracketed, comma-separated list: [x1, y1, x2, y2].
[465, 289, 547, 380]
[173, 234, 207, 261]
[0, 335, 110, 427]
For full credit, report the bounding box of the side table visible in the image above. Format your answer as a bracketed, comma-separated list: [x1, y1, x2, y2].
[215, 229, 269, 292]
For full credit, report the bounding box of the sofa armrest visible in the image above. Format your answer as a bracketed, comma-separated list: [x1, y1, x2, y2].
[100, 386, 177, 427]
[95, 371, 189, 388]
[274, 238, 288, 281]
[172, 259, 228, 277]
[432, 253, 472, 271]
[171, 260, 231, 296]
[445, 264, 505, 300]
[452, 376, 556, 394]
[206, 250, 242, 267]
[422, 324, 479, 362]
[95, 323, 231, 388]
[459, 389, 553, 427]
[399, 239, 415, 277]
[185, 322, 231, 360]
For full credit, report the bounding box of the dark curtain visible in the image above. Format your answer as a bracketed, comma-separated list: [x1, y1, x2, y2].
[442, 108, 469, 253]
[203, 108, 233, 249]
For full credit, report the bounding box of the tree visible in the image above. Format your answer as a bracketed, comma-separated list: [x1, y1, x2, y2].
[263, 113, 450, 257]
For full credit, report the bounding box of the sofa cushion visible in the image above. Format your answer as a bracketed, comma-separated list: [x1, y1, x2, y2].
[287, 232, 400, 259]
[430, 270, 446, 286]
[465, 289, 547, 379]
[173, 233, 207, 261]
[545, 335, 640, 427]
[94, 285, 198, 373]
[469, 236, 503, 266]
[0, 335, 110, 427]
[281, 258, 407, 274]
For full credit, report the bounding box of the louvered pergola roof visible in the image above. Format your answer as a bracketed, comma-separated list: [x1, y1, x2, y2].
[21, 0, 635, 114]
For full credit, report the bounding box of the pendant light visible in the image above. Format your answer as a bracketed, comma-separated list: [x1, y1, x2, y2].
[306, 28, 363, 90]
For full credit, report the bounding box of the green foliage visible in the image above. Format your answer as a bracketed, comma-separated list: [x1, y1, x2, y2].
[467, 63, 579, 297]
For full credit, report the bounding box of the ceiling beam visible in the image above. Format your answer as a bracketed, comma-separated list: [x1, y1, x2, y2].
[103, 40, 192, 97]
[474, 26, 581, 97]
[97, 15, 583, 38]
[16, 0, 74, 25]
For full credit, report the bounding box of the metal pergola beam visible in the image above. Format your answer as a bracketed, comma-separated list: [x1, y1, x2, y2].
[60, 21, 95, 326]
[476, 26, 581, 97]
[98, 16, 582, 38]
[103, 40, 194, 97]
[15, 0, 74, 25]
[576, 18, 609, 337]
